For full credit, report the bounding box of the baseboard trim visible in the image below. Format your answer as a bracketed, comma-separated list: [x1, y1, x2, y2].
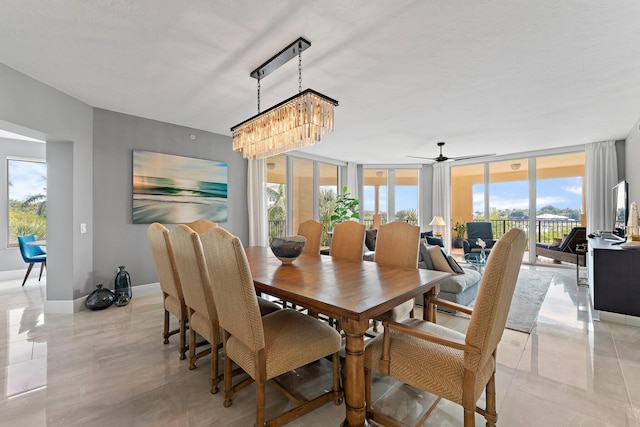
[44, 282, 162, 314]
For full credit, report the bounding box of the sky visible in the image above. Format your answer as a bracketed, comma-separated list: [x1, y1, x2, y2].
[8, 159, 47, 201]
[474, 177, 583, 212]
[362, 176, 583, 214]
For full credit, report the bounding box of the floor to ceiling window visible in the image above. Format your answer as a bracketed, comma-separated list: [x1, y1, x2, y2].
[451, 150, 585, 263]
[363, 168, 419, 228]
[291, 157, 314, 235]
[534, 152, 585, 245]
[318, 162, 339, 245]
[266, 155, 287, 238]
[363, 169, 387, 228]
[266, 154, 344, 245]
[488, 158, 530, 238]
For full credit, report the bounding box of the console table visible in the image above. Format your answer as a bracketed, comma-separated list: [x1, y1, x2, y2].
[588, 237, 640, 324]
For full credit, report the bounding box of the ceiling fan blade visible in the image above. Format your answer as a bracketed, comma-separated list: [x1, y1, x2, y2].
[406, 155, 437, 161]
[449, 153, 496, 161]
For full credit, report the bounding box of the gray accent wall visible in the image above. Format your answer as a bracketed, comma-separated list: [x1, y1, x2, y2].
[0, 63, 249, 308]
[0, 62, 94, 302]
[92, 109, 249, 289]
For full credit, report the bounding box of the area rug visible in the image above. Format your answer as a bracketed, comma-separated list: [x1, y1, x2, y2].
[470, 269, 554, 333]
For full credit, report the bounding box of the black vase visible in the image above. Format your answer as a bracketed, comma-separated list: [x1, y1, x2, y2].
[85, 284, 115, 310]
[114, 266, 132, 307]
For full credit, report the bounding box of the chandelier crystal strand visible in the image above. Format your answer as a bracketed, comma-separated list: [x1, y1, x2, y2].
[232, 90, 336, 159]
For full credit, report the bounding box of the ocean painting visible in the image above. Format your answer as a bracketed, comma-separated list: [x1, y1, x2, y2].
[133, 150, 228, 224]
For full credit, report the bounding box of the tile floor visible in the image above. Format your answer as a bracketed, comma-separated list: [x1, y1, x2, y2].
[0, 264, 639, 426]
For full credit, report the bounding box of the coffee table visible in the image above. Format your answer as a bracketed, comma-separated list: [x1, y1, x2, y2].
[462, 253, 487, 274]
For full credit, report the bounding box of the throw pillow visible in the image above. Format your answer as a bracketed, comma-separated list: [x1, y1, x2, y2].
[560, 234, 569, 248]
[420, 231, 444, 247]
[419, 241, 435, 270]
[427, 245, 454, 273]
[550, 237, 563, 248]
[446, 255, 465, 274]
[365, 229, 377, 251]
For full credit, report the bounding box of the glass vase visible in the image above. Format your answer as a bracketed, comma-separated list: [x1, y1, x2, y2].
[480, 248, 486, 262]
[114, 266, 132, 307]
[85, 284, 114, 310]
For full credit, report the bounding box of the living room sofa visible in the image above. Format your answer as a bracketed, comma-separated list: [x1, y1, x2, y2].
[363, 229, 482, 310]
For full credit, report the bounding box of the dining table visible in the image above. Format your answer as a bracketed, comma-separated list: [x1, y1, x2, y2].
[244, 246, 451, 427]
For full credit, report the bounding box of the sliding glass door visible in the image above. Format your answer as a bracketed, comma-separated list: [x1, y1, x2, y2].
[451, 150, 585, 263]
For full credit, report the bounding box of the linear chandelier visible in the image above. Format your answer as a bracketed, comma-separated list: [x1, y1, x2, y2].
[231, 37, 339, 160]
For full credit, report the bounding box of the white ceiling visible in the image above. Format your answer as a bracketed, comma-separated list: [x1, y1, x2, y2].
[2, 1, 640, 164]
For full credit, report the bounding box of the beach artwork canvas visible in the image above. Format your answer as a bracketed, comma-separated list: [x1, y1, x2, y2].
[133, 150, 228, 224]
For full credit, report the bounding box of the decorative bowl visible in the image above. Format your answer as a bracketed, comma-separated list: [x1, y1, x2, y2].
[270, 236, 307, 264]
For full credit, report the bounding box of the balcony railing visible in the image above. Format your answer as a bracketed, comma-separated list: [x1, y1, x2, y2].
[488, 219, 581, 244]
[270, 218, 580, 248]
[269, 218, 418, 247]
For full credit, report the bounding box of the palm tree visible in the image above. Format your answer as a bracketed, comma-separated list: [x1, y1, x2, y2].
[22, 193, 47, 217]
[267, 184, 286, 221]
[319, 188, 337, 223]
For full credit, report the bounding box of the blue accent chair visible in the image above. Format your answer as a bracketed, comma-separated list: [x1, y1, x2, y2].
[463, 222, 497, 254]
[17, 235, 47, 287]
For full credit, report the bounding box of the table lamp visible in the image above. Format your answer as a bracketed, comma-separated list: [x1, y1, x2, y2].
[429, 216, 446, 238]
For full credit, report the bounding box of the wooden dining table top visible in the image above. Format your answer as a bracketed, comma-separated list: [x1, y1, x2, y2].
[244, 246, 450, 324]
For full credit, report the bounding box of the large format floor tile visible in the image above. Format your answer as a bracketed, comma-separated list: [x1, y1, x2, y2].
[0, 264, 638, 426]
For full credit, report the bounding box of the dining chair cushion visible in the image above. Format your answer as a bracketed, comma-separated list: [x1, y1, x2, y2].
[366, 318, 495, 404]
[226, 309, 341, 380]
[257, 297, 281, 316]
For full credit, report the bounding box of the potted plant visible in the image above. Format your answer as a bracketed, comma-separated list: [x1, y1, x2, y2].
[330, 186, 360, 225]
[452, 221, 466, 248]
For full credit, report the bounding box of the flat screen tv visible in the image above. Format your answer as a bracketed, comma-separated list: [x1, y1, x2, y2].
[613, 180, 628, 236]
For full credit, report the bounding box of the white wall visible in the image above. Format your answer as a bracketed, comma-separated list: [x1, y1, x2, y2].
[626, 119, 640, 206]
[0, 63, 94, 306]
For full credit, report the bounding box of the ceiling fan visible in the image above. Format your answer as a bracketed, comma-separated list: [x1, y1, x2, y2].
[408, 142, 496, 163]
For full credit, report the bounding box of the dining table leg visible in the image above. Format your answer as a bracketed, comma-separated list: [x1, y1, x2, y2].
[340, 317, 372, 427]
[422, 284, 440, 323]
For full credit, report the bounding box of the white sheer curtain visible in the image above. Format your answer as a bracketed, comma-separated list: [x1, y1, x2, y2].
[346, 162, 359, 201]
[432, 162, 452, 249]
[247, 159, 268, 246]
[586, 140, 618, 234]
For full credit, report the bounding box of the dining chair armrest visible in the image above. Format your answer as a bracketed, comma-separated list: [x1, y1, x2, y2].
[426, 295, 473, 315]
[382, 320, 480, 354]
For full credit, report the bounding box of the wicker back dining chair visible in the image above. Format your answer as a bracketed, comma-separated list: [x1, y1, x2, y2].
[202, 227, 342, 426]
[146, 223, 188, 360]
[297, 219, 323, 254]
[373, 221, 421, 323]
[372, 213, 382, 230]
[184, 219, 218, 235]
[364, 228, 526, 427]
[169, 224, 222, 394]
[330, 220, 366, 261]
